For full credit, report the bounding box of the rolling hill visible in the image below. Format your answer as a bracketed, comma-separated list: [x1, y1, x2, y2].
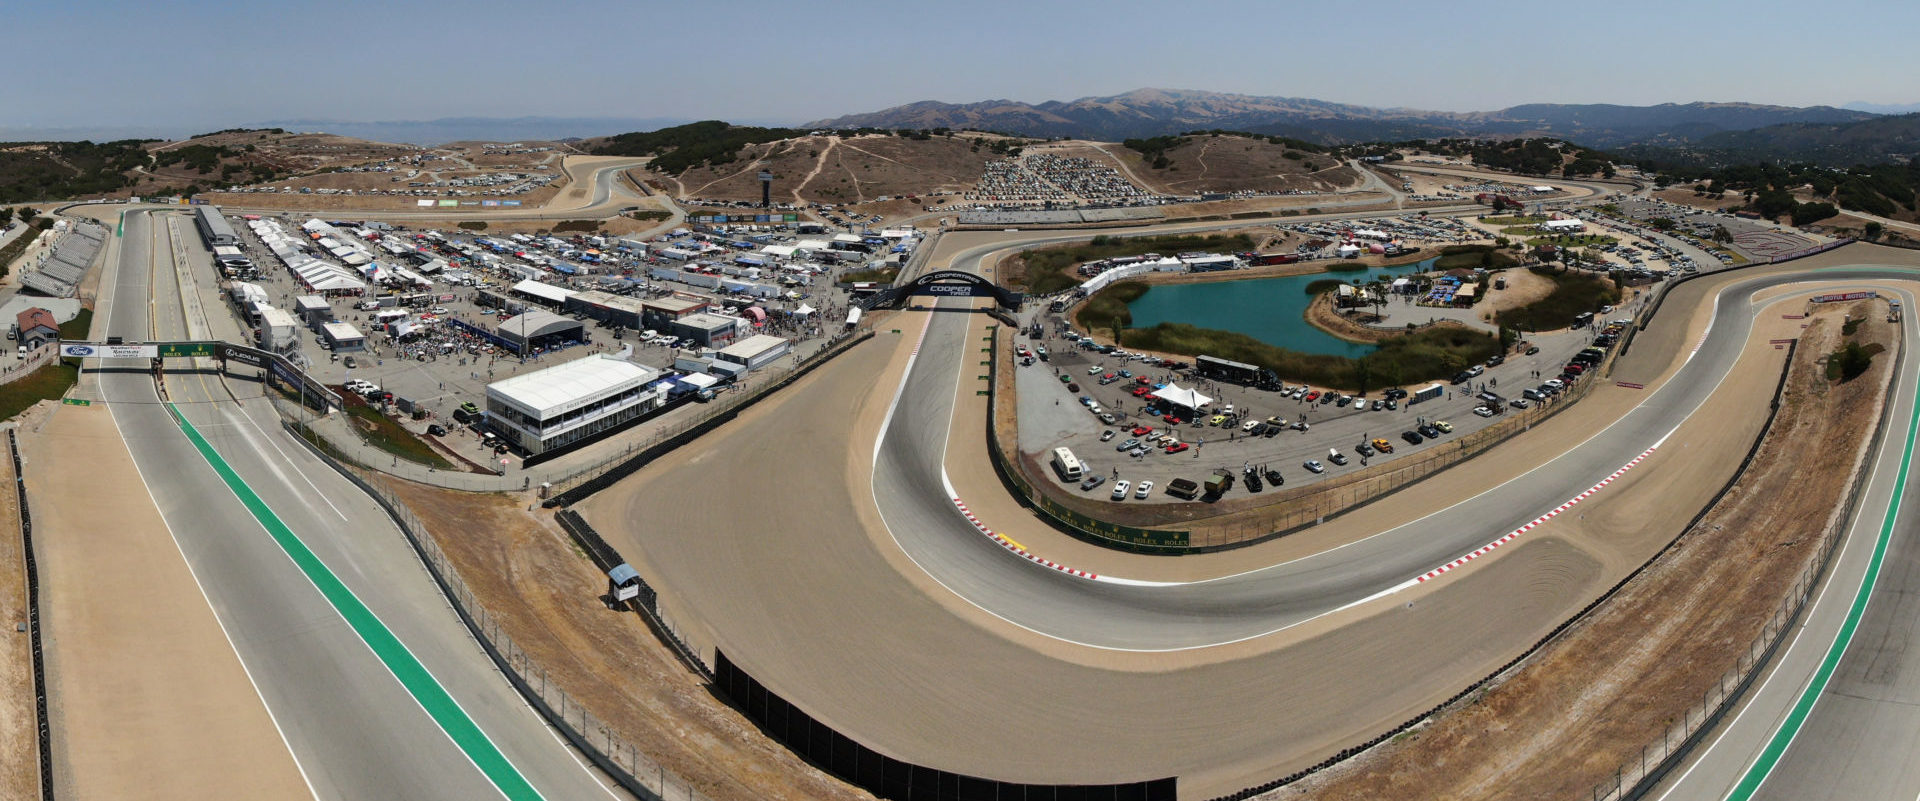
[1622, 113, 1920, 168]
[808, 88, 1875, 148]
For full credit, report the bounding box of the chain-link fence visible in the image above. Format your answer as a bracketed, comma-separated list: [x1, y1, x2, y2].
[545, 328, 873, 502]
[286, 426, 718, 801]
[1594, 334, 1897, 801]
[986, 323, 1608, 552]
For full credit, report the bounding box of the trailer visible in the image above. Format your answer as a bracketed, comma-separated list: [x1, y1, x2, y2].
[1409, 383, 1443, 404]
[1195, 354, 1279, 389]
[1241, 252, 1301, 267]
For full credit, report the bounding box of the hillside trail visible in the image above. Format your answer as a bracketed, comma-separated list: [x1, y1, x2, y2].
[688, 140, 792, 198]
[837, 140, 971, 184]
[792, 136, 838, 203]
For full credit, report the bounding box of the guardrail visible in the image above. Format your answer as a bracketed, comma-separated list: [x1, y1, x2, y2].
[281, 421, 716, 801]
[9, 430, 51, 800]
[1598, 315, 1900, 800]
[552, 510, 711, 682]
[1213, 338, 1812, 801]
[985, 325, 1610, 553]
[543, 329, 874, 506]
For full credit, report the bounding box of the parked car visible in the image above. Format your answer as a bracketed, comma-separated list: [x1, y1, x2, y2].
[1111, 480, 1131, 500]
[1434, 420, 1454, 433]
[1418, 424, 1441, 439]
[426, 424, 448, 436]
[1117, 439, 1138, 452]
[1100, 430, 1116, 442]
[1165, 442, 1190, 454]
[1402, 430, 1424, 444]
[1303, 460, 1325, 474]
[1473, 406, 1496, 417]
[1328, 449, 1348, 466]
[1355, 441, 1375, 457]
[1081, 475, 1106, 492]
[1373, 438, 1395, 453]
[1134, 480, 1155, 499]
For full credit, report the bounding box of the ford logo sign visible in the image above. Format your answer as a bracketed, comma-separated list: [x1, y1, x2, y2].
[66, 345, 93, 356]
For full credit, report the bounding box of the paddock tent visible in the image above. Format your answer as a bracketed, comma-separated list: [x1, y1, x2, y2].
[1149, 384, 1213, 411]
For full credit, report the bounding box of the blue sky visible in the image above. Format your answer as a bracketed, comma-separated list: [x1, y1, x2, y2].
[5, 0, 1916, 133]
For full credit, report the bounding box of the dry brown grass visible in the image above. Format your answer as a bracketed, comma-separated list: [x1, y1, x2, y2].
[1116, 133, 1359, 195]
[1286, 302, 1897, 800]
[389, 481, 872, 801]
[0, 435, 33, 800]
[657, 134, 992, 205]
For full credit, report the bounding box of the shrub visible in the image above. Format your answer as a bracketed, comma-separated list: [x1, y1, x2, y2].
[458, 221, 488, 230]
[1494, 266, 1621, 332]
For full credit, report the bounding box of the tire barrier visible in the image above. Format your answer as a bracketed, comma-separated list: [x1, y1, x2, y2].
[8, 430, 52, 800]
[713, 651, 1176, 801]
[1208, 341, 1817, 801]
[543, 330, 874, 508]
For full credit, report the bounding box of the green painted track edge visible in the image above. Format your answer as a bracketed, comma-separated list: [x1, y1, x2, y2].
[165, 403, 543, 801]
[1727, 370, 1919, 800]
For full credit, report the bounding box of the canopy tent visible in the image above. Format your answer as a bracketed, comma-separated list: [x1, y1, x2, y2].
[1148, 383, 1213, 411]
[794, 303, 816, 316]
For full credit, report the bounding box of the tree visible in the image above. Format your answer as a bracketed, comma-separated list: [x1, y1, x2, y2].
[1712, 225, 1733, 244]
[1828, 341, 1875, 382]
[15, 207, 36, 222]
[1865, 221, 1885, 240]
[0, 207, 12, 226]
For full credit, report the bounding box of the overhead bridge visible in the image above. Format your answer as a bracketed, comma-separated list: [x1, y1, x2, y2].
[58, 339, 342, 408]
[865, 270, 1025, 312]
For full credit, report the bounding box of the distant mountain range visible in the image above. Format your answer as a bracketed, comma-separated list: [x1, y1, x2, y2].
[252, 116, 701, 145]
[806, 88, 1877, 149]
[1844, 101, 1920, 115]
[1620, 112, 1920, 168]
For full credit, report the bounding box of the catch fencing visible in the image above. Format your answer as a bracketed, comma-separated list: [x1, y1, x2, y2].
[1594, 330, 1898, 801]
[543, 329, 873, 506]
[9, 430, 51, 800]
[282, 421, 718, 801]
[985, 326, 1609, 552]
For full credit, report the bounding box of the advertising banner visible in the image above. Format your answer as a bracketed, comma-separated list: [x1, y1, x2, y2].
[60, 343, 157, 359]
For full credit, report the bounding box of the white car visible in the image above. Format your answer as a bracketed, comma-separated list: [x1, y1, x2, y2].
[1111, 480, 1131, 500]
[1134, 480, 1155, 499]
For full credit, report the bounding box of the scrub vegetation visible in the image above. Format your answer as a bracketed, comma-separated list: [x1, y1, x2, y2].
[1121, 321, 1500, 390]
[1010, 232, 1257, 295]
[1494, 266, 1621, 332]
[0, 362, 78, 421]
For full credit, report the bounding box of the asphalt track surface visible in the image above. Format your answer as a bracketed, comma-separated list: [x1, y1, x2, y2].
[93, 210, 617, 801]
[587, 239, 1920, 796]
[1653, 273, 1920, 798]
[869, 258, 1887, 651]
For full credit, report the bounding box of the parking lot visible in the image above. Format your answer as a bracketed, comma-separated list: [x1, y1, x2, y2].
[212, 212, 863, 471]
[1012, 314, 1625, 504]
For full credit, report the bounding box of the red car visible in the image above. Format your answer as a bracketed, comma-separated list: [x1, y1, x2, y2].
[1135, 376, 1152, 385]
[1130, 426, 1154, 436]
[1162, 414, 1183, 425]
[1131, 386, 1150, 397]
[1165, 442, 1190, 454]
[1304, 391, 1321, 402]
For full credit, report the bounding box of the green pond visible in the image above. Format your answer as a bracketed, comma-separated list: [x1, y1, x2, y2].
[1124, 257, 1437, 357]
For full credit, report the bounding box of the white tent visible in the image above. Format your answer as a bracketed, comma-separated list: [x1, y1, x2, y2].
[794, 303, 816, 316]
[1149, 383, 1213, 411]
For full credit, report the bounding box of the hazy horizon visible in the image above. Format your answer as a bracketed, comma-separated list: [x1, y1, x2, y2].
[7, 0, 1918, 140]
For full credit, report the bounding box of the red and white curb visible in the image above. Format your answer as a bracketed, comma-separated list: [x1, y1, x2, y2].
[1415, 443, 1658, 583]
[951, 497, 1100, 579]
